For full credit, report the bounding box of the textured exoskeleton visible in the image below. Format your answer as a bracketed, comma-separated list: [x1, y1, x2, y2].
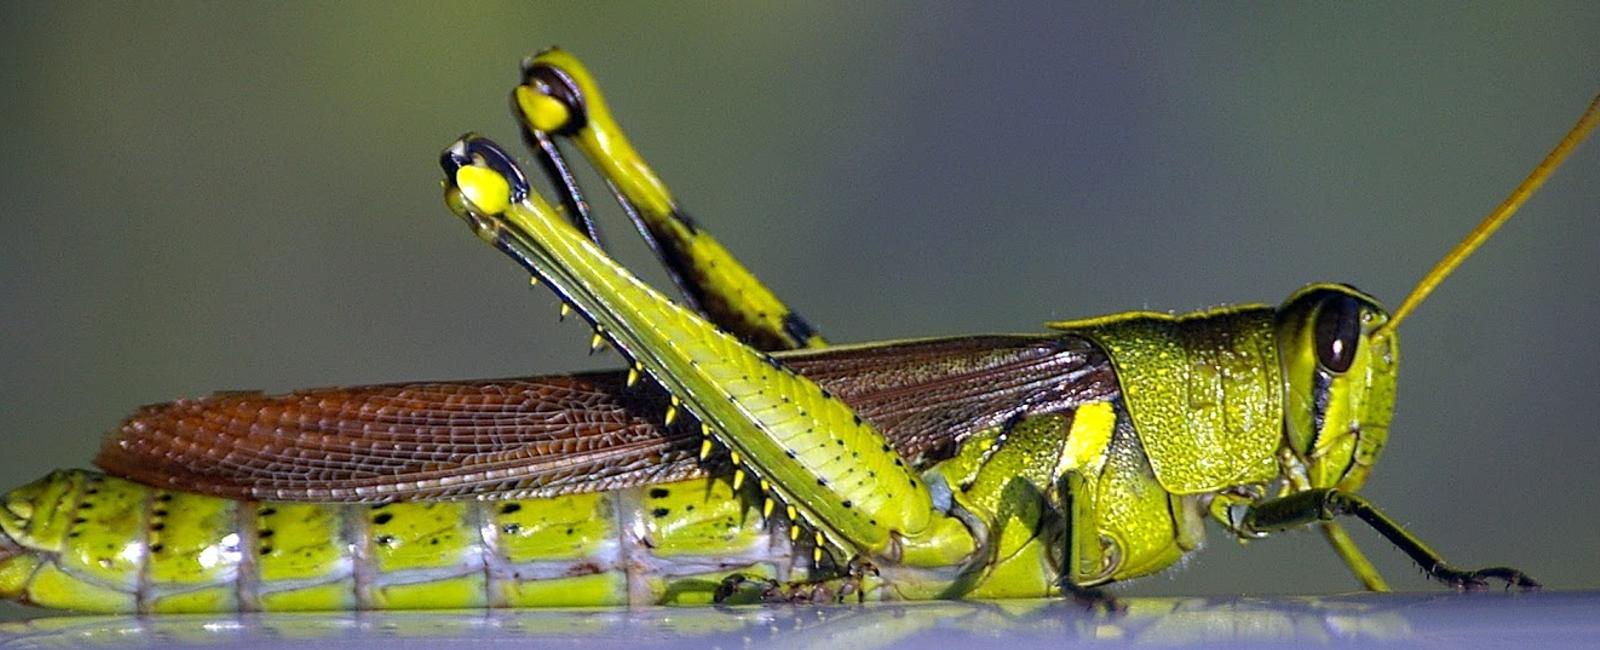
[3, 49, 1583, 613]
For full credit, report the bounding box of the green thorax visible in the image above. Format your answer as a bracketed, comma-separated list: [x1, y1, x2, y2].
[1048, 305, 1283, 494]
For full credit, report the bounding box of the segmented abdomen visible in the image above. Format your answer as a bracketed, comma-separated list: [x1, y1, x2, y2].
[0, 470, 805, 613]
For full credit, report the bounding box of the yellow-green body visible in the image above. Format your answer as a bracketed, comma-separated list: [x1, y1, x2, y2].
[0, 471, 788, 612]
[0, 52, 1403, 612]
[3, 48, 1567, 614]
[0, 453, 1077, 613]
[0, 292, 1354, 613]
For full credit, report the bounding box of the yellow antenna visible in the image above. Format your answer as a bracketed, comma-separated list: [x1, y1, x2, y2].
[1377, 93, 1600, 337]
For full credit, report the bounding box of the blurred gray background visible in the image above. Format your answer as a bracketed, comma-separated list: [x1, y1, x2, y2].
[1, 2, 1596, 619]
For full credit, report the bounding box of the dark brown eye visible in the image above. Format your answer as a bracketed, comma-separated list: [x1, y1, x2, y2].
[1314, 294, 1362, 373]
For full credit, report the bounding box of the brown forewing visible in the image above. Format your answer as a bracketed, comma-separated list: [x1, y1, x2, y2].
[94, 335, 1117, 501]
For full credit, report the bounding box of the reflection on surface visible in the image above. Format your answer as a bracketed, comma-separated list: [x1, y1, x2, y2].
[0, 592, 1591, 649]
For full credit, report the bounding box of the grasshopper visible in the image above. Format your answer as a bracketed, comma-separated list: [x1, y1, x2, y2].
[0, 49, 1591, 613]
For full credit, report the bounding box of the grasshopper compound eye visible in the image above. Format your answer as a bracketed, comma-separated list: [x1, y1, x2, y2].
[1313, 293, 1362, 374]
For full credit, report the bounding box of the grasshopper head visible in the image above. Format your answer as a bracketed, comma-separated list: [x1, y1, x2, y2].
[1275, 284, 1398, 492]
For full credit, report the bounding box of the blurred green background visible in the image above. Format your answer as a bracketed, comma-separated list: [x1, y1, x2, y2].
[1, 3, 1596, 617]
